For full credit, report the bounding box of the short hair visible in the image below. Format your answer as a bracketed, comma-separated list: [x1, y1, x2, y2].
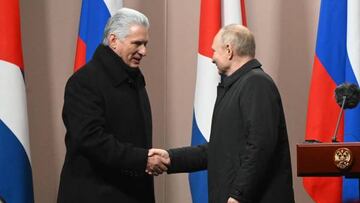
[102, 8, 149, 45]
[219, 24, 255, 57]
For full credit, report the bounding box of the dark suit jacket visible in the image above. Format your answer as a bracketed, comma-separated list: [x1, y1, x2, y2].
[57, 45, 155, 203]
[168, 59, 294, 203]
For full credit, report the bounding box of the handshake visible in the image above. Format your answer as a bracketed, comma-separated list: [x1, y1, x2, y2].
[146, 148, 171, 176]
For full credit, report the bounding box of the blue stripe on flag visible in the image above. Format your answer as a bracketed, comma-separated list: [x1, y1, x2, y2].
[0, 120, 34, 203]
[316, 0, 347, 85]
[78, 0, 111, 62]
[189, 113, 208, 203]
[342, 177, 359, 202]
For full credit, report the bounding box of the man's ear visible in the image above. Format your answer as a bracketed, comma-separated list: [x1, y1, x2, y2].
[226, 44, 233, 60]
[108, 34, 118, 49]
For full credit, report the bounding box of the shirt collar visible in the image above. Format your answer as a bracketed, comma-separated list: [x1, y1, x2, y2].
[92, 44, 146, 87]
[220, 59, 262, 88]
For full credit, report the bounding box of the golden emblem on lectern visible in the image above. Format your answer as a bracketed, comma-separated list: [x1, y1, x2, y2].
[334, 147, 353, 170]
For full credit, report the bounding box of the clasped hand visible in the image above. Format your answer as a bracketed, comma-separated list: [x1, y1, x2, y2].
[146, 148, 170, 176]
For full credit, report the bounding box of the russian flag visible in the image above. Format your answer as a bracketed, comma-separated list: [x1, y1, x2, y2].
[304, 0, 360, 202]
[190, 0, 247, 202]
[74, 0, 122, 71]
[0, 0, 34, 202]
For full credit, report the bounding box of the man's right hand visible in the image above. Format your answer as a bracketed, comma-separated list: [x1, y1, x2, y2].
[146, 148, 170, 176]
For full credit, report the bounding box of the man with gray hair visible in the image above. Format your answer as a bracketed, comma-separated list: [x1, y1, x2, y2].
[58, 8, 168, 203]
[149, 24, 295, 203]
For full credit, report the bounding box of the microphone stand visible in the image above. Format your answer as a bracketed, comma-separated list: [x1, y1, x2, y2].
[332, 96, 346, 142]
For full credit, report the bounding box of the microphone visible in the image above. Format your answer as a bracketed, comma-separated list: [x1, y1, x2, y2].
[332, 83, 360, 142]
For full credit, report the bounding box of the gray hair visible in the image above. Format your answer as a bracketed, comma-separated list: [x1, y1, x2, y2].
[220, 24, 255, 57]
[102, 8, 149, 45]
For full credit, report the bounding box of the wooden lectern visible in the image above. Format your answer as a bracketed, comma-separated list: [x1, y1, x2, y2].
[297, 142, 360, 177]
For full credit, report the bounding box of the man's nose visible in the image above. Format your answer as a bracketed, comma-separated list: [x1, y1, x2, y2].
[139, 45, 147, 56]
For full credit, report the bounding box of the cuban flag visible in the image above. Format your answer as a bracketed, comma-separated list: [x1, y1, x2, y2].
[190, 0, 247, 202]
[0, 0, 34, 202]
[304, 0, 360, 202]
[74, 0, 122, 71]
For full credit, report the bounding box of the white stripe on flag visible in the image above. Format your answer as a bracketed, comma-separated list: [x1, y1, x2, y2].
[222, 0, 242, 26]
[347, 0, 360, 85]
[0, 60, 31, 161]
[103, 0, 123, 16]
[194, 54, 220, 141]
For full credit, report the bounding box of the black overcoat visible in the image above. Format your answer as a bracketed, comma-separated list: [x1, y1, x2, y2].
[168, 59, 295, 203]
[57, 45, 155, 203]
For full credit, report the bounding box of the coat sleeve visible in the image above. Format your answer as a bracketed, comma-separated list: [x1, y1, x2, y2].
[229, 74, 283, 202]
[62, 75, 148, 173]
[167, 144, 208, 173]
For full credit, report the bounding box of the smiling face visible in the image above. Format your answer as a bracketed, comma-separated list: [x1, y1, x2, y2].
[109, 24, 149, 68]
